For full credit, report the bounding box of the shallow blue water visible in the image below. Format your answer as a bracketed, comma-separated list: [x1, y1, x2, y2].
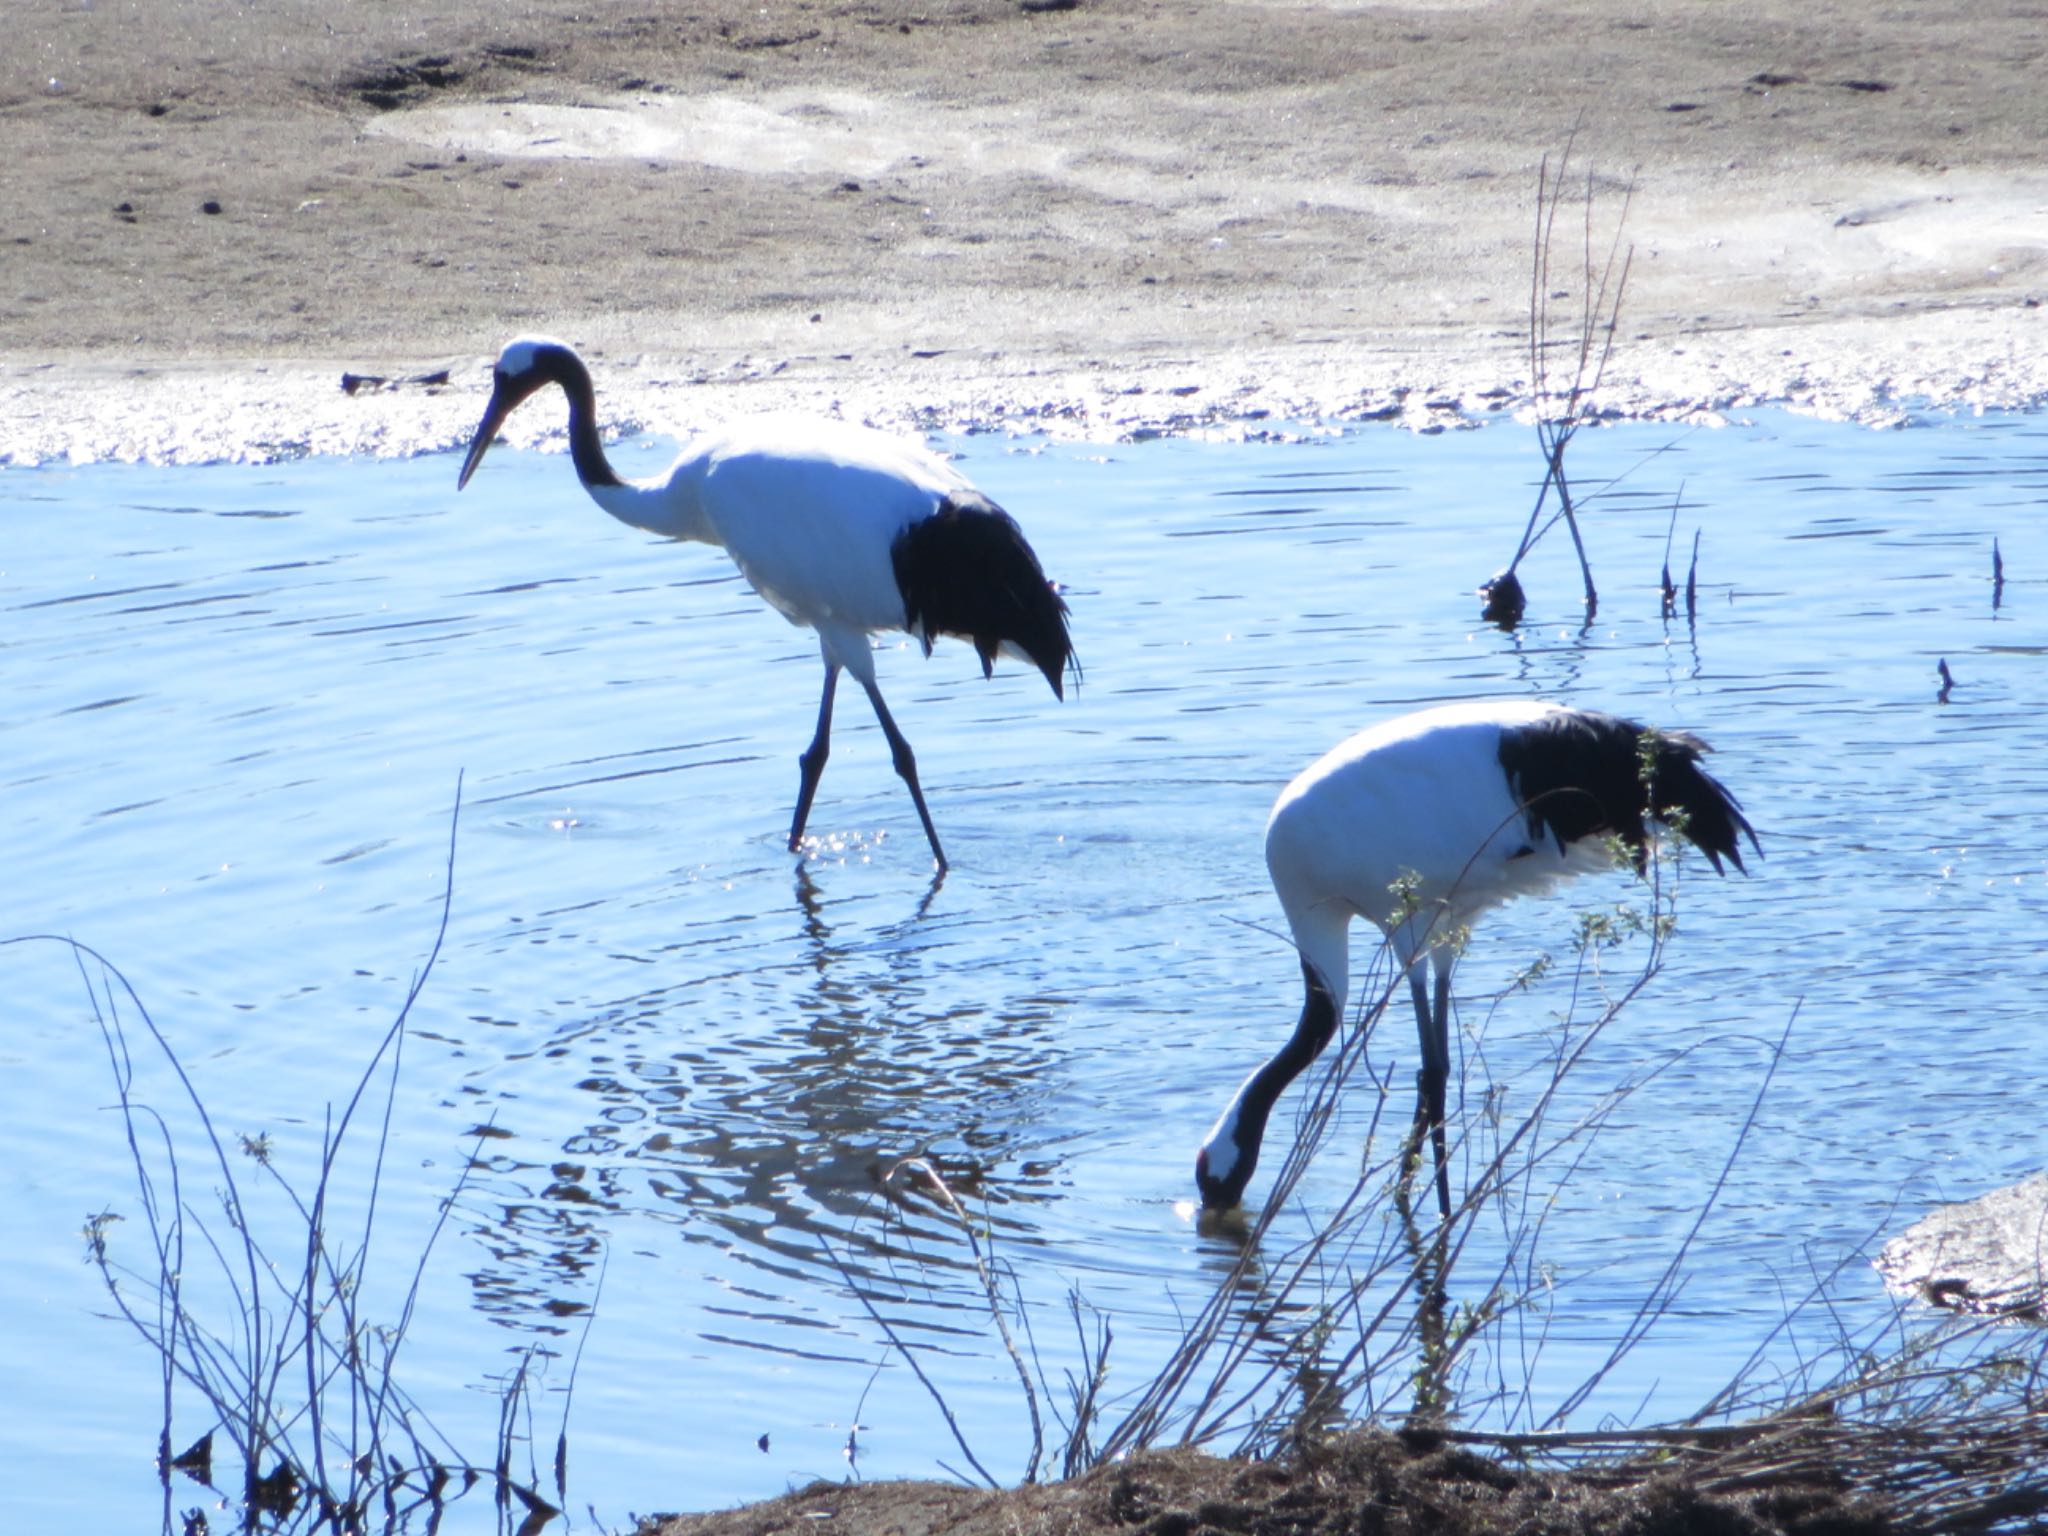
[3, 411, 2044, 1530]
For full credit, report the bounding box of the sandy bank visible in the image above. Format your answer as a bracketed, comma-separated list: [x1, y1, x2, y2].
[5, 0, 2045, 463]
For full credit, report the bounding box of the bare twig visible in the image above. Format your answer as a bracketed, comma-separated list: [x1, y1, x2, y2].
[21, 777, 578, 1531]
[882, 1157, 1047, 1481]
[821, 1234, 1001, 1489]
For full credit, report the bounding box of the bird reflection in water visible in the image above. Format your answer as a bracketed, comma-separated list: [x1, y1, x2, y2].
[456, 854, 1078, 1371]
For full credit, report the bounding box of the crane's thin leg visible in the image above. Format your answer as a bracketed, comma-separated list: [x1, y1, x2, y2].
[1428, 968, 1453, 1218]
[1403, 964, 1454, 1219]
[1401, 968, 1435, 1205]
[789, 662, 840, 853]
[856, 676, 948, 872]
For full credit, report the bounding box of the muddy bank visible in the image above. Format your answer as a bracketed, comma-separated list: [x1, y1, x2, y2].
[6, 0, 2048, 463]
[638, 1425, 1923, 1536]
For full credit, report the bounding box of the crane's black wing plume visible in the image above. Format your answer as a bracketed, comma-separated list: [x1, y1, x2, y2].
[1498, 709, 1759, 873]
[891, 491, 1078, 698]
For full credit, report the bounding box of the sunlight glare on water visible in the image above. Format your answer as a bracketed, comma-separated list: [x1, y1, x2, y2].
[2, 411, 2045, 1529]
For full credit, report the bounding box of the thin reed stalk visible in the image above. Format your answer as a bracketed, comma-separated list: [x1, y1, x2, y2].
[22, 780, 582, 1535]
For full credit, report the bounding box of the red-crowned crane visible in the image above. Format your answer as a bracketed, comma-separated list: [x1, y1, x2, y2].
[1194, 699, 1757, 1218]
[457, 337, 1077, 872]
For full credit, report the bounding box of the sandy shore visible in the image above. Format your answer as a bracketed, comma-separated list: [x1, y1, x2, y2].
[5, 0, 2046, 464]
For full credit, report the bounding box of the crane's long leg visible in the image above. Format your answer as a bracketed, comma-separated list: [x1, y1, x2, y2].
[788, 662, 840, 853]
[1401, 969, 1433, 1202]
[1404, 965, 1454, 1219]
[1427, 967, 1453, 1218]
[856, 675, 948, 872]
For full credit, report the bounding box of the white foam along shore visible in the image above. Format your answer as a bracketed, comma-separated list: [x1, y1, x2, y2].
[3, 300, 2043, 469]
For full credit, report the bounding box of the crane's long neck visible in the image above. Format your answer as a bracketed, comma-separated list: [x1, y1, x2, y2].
[585, 464, 714, 545]
[546, 353, 717, 545]
[1241, 956, 1343, 1133]
[1196, 955, 1341, 1208]
[554, 355, 625, 494]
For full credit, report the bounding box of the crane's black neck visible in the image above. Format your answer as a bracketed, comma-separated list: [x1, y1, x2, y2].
[1205, 957, 1341, 1206]
[1245, 956, 1341, 1132]
[530, 344, 623, 489]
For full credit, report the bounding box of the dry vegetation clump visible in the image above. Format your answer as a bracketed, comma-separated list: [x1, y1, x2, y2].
[644, 1338, 2048, 1536]
[641, 1423, 1904, 1536]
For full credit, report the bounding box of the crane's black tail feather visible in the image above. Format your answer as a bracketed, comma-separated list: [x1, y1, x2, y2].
[1642, 728, 1758, 873]
[1499, 709, 1759, 874]
[891, 492, 1079, 698]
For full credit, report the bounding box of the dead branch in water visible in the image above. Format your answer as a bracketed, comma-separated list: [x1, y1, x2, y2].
[1482, 138, 1636, 629]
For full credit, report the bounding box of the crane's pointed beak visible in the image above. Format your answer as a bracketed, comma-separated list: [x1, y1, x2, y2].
[457, 384, 516, 490]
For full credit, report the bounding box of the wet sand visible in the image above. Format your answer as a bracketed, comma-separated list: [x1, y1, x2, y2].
[5, 0, 2045, 462]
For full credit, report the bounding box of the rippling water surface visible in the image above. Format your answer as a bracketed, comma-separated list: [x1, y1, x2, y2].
[4, 412, 2044, 1529]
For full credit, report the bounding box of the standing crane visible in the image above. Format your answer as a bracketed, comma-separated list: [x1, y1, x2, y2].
[457, 337, 1077, 872]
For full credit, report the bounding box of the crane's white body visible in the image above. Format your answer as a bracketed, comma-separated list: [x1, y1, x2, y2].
[1266, 698, 1614, 1010]
[588, 415, 976, 683]
[1197, 698, 1754, 1214]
